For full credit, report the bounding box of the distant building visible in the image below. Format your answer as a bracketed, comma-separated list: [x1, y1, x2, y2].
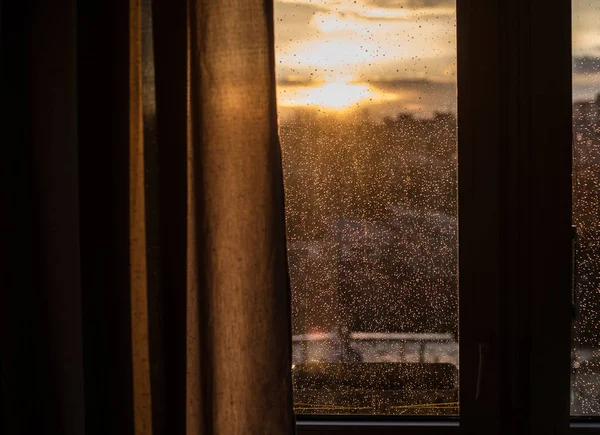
[573, 94, 600, 167]
[574, 94, 600, 132]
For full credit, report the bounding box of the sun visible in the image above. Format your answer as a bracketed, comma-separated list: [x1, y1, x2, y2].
[299, 82, 375, 109]
[278, 80, 380, 111]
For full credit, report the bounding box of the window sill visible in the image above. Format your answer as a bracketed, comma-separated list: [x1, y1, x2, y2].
[296, 417, 459, 434]
[572, 421, 600, 434]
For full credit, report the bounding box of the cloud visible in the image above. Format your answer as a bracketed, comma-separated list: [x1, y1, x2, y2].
[275, 0, 455, 21]
[372, 0, 455, 8]
[277, 0, 454, 9]
[573, 58, 600, 102]
[274, 1, 458, 116]
[573, 56, 600, 75]
[354, 78, 456, 103]
[359, 77, 453, 88]
[277, 76, 322, 87]
[276, 75, 456, 117]
[275, 1, 327, 16]
[277, 76, 455, 91]
[356, 77, 456, 116]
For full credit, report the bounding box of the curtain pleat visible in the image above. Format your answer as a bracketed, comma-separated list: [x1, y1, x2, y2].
[151, 0, 190, 433]
[78, 0, 136, 432]
[130, 0, 154, 433]
[184, 0, 295, 432]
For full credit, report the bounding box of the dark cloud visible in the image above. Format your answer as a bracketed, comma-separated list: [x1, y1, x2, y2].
[573, 56, 600, 75]
[371, 0, 455, 9]
[277, 76, 455, 90]
[574, 83, 600, 103]
[358, 77, 455, 92]
[275, 0, 455, 23]
[275, 2, 327, 17]
[346, 0, 455, 23]
[355, 77, 457, 116]
[277, 76, 321, 87]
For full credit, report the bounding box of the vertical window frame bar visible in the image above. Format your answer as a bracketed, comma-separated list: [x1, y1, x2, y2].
[528, 0, 573, 433]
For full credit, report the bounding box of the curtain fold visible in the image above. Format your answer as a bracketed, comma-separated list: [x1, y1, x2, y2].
[1, 0, 294, 433]
[184, 0, 295, 432]
[140, 0, 296, 432]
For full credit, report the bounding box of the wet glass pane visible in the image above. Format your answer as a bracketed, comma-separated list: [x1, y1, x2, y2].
[275, 0, 458, 416]
[572, 0, 600, 416]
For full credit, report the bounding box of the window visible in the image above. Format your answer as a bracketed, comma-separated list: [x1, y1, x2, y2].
[276, 0, 459, 418]
[276, 0, 577, 433]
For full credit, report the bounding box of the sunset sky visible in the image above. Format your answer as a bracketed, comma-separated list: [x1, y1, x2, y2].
[274, 0, 600, 117]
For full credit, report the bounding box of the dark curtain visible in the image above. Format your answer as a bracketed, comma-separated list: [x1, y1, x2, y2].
[0, 0, 295, 433]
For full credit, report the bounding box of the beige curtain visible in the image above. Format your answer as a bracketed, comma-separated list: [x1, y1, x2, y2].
[185, 0, 295, 433]
[143, 0, 296, 434]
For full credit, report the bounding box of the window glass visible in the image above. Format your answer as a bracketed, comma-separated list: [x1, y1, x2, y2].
[572, 0, 600, 416]
[276, 0, 458, 415]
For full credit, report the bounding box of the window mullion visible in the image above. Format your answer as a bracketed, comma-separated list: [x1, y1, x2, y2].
[527, 0, 573, 433]
[456, 0, 503, 432]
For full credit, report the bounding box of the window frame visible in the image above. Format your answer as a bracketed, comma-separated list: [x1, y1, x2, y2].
[297, 418, 459, 434]
[528, 0, 573, 433]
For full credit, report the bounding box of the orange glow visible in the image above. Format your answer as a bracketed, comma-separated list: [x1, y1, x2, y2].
[278, 40, 381, 72]
[278, 80, 388, 110]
